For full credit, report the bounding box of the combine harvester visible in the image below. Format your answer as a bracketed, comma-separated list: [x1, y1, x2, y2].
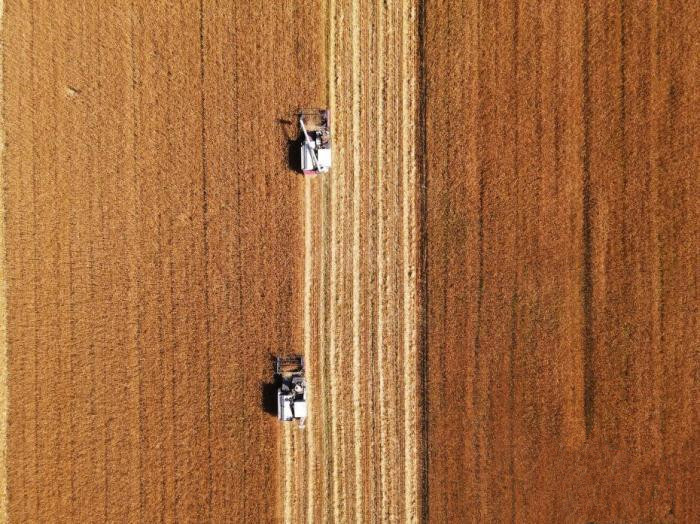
[272, 112, 328, 428]
[299, 109, 332, 175]
[275, 355, 307, 428]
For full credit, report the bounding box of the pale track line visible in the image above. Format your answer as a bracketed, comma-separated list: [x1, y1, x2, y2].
[294, 430, 304, 522]
[314, 2, 333, 521]
[327, 0, 343, 521]
[329, 179, 341, 524]
[303, 175, 315, 523]
[318, 177, 329, 523]
[318, 174, 330, 522]
[387, 4, 400, 519]
[282, 424, 293, 524]
[385, 2, 404, 518]
[350, 0, 363, 518]
[376, 0, 388, 520]
[394, 3, 405, 516]
[401, 0, 419, 520]
[0, 0, 7, 517]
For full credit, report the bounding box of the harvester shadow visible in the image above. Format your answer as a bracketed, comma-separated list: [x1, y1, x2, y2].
[261, 354, 279, 417]
[261, 381, 278, 417]
[278, 117, 303, 174]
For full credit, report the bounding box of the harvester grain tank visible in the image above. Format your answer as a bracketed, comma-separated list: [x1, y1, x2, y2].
[299, 109, 332, 174]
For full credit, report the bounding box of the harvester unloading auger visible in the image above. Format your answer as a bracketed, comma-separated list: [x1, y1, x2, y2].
[299, 109, 332, 174]
[275, 355, 307, 428]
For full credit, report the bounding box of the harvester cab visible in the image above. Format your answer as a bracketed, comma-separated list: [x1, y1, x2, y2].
[275, 355, 307, 428]
[299, 109, 332, 174]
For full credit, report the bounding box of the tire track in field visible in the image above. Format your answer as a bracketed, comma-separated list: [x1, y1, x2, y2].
[284, 0, 421, 521]
[375, 0, 388, 517]
[281, 423, 293, 523]
[303, 175, 315, 523]
[0, 1, 7, 517]
[350, 1, 363, 517]
[327, 0, 342, 520]
[400, 0, 419, 520]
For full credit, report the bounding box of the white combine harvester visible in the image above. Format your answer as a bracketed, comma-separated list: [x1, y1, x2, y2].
[275, 355, 307, 428]
[299, 109, 332, 174]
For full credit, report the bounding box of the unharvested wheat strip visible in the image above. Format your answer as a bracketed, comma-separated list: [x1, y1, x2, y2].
[376, 0, 389, 519]
[319, 1, 335, 520]
[327, 2, 343, 522]
[333, 9, 354, 519]
[401, 0, 418, 519]
[350, 0, 363, 517]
